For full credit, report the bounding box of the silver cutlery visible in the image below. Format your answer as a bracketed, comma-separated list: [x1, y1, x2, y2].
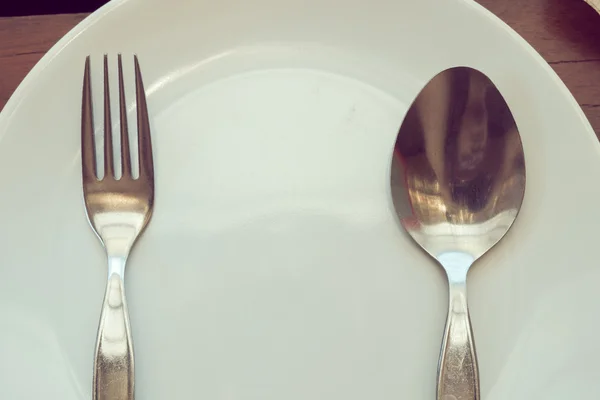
[81, 54, 154, 400]
[390, 66, 526, 400]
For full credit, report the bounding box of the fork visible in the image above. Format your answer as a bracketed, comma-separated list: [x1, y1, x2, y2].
[81, 54, 154, 400]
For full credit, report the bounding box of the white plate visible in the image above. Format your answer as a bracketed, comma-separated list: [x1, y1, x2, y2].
[1, 0, 599, 398]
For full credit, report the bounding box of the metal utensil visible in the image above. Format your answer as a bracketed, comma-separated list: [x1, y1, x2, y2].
[390, 66, 525, 400]
[81, 54, 154, 400]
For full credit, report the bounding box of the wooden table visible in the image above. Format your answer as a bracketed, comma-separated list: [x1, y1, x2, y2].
[1, 1, 600, 135]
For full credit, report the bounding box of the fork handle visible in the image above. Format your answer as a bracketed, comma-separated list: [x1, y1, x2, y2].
[437, 280, 480, 400]
[93, 272, 134, 400]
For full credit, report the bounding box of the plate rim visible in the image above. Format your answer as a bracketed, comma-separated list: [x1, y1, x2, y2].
[1, 0, 598, 152]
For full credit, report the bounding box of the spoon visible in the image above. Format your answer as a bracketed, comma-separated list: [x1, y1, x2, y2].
[390, 66, 526, 400]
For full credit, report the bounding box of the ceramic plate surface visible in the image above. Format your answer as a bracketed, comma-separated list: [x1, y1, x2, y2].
[0, 0, 599, 398]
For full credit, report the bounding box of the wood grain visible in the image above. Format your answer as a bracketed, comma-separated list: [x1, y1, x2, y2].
[0, 13, 86, 109]
[0, 2, 599, 134]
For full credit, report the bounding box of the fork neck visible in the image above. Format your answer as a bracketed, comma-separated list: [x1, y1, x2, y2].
[108, 255, 127, 279]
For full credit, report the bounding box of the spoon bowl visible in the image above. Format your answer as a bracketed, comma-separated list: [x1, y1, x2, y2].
[390, 66, 526, 400]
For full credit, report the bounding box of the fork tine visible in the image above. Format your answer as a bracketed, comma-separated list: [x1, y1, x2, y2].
[103, 55, 115, 179]
[82, 56, 97, 182]
[118, 54, 132, 178]
[134, 55, 154, 180]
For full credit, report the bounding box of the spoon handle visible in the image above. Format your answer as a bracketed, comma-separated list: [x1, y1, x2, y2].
[437, 280, 480, 400]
